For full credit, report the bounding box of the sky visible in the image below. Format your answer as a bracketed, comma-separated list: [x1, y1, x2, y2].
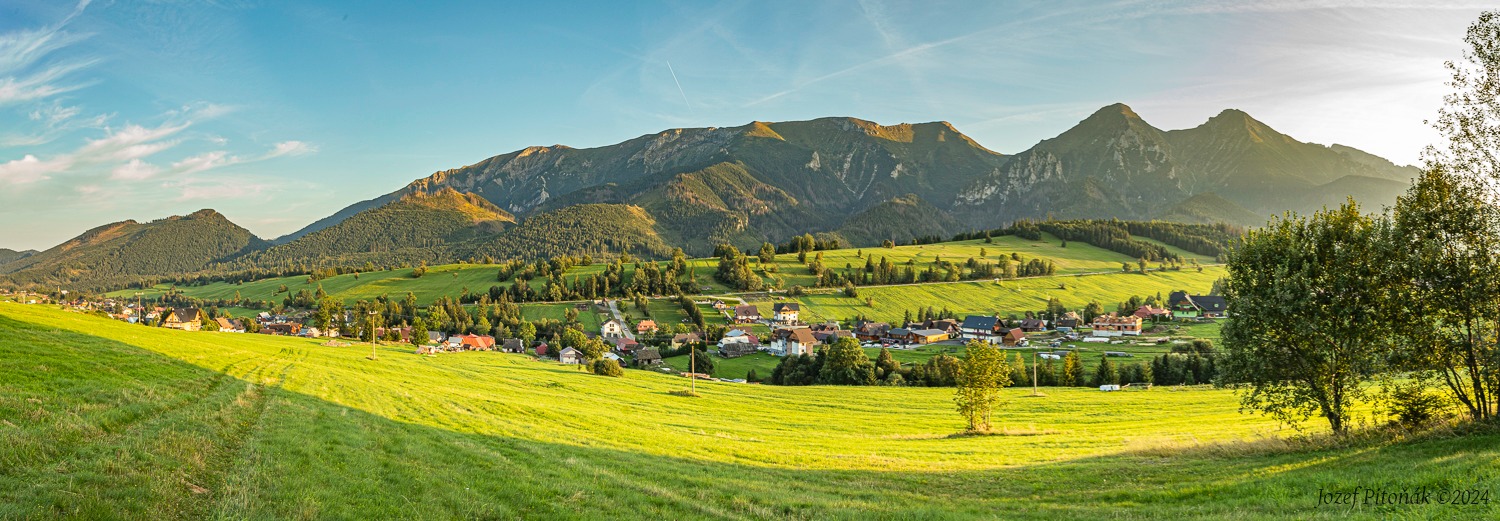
[0, 0, 1490, 251]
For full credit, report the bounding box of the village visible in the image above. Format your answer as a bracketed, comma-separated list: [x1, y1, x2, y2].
[17, 286, 1229, 384]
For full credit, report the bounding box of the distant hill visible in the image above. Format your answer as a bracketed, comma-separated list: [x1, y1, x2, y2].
[243, 188, 514, 268]
[0, 248, 37, 268]
[1158, 193, 1265, 228]
[0, 210, 265, 291]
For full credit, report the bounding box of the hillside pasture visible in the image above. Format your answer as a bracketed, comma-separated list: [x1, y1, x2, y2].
[1, 303, 1494, 519]
[761, 266, 1226, 324]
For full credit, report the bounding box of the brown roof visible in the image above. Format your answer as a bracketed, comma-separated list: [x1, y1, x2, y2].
[778, 327, 816, 345]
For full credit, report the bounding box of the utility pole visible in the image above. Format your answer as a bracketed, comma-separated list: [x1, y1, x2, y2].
[689, 346, 696, 395]
[367, 310, 379, 360]
[1032, 345, 1039, 396]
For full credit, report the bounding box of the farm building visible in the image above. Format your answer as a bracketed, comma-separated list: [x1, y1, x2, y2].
[670, 331, 703, 349]
[559, 347, 583, 364]
[1003, 328, 1027, 346]
[635, 347, 663, 366]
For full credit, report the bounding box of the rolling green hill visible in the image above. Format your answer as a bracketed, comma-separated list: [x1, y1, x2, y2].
[242, 188, 515, 268]
[110, 233, 1216, 309]
[0, 210, 264, 291]
[3, 301, 1494, 519]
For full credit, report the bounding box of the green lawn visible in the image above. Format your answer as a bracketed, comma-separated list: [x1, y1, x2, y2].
[519, 302, 605, 332]
[4, 302, 1495, 519]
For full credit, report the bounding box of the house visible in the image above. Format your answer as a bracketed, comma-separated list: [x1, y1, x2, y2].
[460, 334, 496, 351]
[1133, 305, 1172, 320]
[853, 321, 891, 341]
[1018, 318, 1047, 332]
[925, 318, 961, 334]
[670, 331, 703, 349]
[719, 342, 758, 358]
[635, 347, 663, 366]
[559, 347, 583, 364]
[772, 302, 800, 324]
[717, 329, 759, 350]
[603, 352, 624, 363]
[533, 341, 549, 357]
[959, 315, 1001, 340]
[812, 329, 850, 344]
[612, 336, 640, 353]
[1192, 295, 1228, 318]
[214, 317, 244, 333]
[885, 328, 912, 342]
[162, 308, 202, 331]
[816, 333, 852, 345]
[769, 327, 817, 357]
[1002, 328, 1027, 347]
[301, 327, 323, 338]
[733, 304, 762, 323]
[635, 320, 658, 335]
[445, 336, 465, 350]
[906, 328, 950, 344]
[427, 331, 446, 344]
[1091, 313, 1143, 336]
[262, 323, 301, 336]
[600, 319, 626, 339]
[501, 338, 525, 353]
[1169, 292, 1227, 319]
[710, 300, 729, 311]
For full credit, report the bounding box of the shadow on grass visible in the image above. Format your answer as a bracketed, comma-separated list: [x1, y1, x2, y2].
[1, 312, 1497, 520]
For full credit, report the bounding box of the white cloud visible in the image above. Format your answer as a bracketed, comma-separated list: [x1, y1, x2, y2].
[0, 0, 95, 107]
[0, 154, 69, 184]
[266, 140, 316, 158]
[171, 150, 240, 175]
[110, 159, 160, 180]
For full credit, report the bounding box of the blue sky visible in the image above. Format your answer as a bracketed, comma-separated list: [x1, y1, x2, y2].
[0, 0, 1489, 250]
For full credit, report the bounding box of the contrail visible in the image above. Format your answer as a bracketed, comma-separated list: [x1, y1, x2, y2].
[666, 60, 690, 108]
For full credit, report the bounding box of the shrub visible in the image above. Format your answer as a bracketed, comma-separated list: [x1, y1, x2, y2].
[591, 359, 624, 377]
[1383, 381, 1448, 429]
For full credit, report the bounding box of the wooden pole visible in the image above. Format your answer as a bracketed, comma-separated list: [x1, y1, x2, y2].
[690, 346, 696, 394]
[1032, 346, 1039, 396]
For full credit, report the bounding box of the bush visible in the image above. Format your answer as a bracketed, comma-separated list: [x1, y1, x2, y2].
[591, 359, 624, 377]
[1384, 381, 1448, 428]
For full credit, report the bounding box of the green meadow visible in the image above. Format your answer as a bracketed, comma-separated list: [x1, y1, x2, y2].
[104, 234, 1215, 310]
[2, 302, 1494, 519]
[765, 266, 1226, 324]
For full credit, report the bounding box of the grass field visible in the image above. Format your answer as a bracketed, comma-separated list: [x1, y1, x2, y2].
[103, 234, 1217, 310]
[4, 302, 1494, 519]
[764, 266, 1226, 324]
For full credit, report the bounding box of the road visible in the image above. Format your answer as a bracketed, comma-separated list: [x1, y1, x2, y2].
[604, 299, 636, 340]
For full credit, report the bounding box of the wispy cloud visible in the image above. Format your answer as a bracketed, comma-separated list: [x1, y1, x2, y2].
[0, 0, 95, 107]
[265, 140, 316, 158]
[110, 158, 160, 181]
[171, 150, 239, 175]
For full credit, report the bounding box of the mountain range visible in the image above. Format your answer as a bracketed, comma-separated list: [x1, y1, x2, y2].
[0, 103, 1419, 290]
